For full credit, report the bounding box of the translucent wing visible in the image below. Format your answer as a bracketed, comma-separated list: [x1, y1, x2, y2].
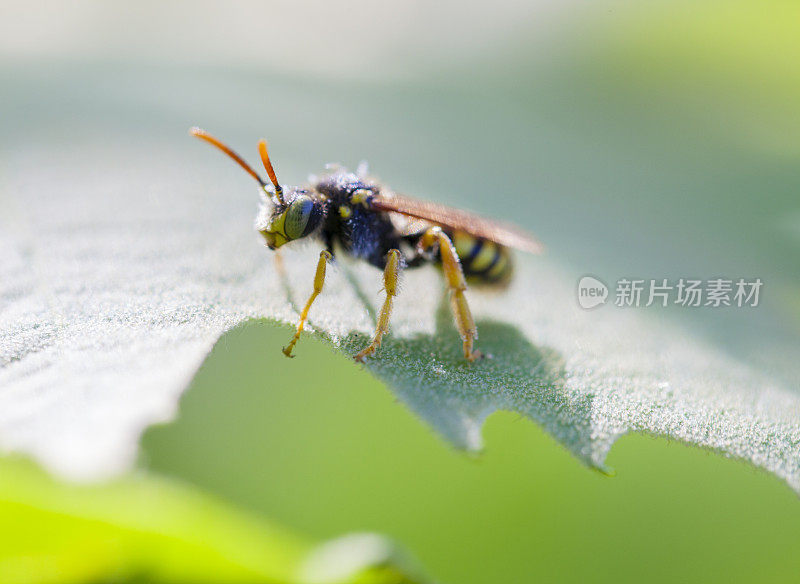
[371, 191, 544, 254]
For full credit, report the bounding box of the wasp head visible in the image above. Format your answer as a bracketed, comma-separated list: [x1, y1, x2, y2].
[189, 128, 327, 250]
[257, 188, 325, 250]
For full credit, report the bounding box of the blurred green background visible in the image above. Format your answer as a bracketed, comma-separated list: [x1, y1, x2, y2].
[3, 0, 800, 582]
[142, 322, 800, 584]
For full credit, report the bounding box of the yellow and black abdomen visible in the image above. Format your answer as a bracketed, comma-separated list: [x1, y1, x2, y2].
[450, 231, 513, 285]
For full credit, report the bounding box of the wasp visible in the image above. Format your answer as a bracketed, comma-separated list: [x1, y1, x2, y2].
[190, 128, 542, 362]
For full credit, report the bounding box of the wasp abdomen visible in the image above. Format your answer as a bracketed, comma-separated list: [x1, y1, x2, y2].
[450, 231, 513, 284]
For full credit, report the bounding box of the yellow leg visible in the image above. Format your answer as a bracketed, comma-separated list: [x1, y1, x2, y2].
[418, 228, 481, 362]
[273, 249, 287, 280]
[354, 249, 402, 362]
[283, 250, 332, 358]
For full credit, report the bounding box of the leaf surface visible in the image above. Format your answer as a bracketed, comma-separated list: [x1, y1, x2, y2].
[2, 137, 800, 493]
[2, 3, 800, 492]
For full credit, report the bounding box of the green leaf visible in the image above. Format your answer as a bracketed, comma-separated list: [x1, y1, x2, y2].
[0, 457, 304, 583]
[1, 3, 799, 493]
[0, 457, 428, 584]
[2, 124, 800, 495]
[299, 257, 800, 486]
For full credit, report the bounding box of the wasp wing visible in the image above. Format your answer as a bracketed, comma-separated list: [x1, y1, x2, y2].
[371, 191, 544, 254]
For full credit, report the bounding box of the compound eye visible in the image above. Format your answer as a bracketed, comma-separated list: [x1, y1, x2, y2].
[284, 196, 315, 240]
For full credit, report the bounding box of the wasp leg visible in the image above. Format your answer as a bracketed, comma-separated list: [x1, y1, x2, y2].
[274, 249, 299, 314]
[418, 227, 481, 362]
[283, 250, 332, 358]
[354, 249, 402, 362]
[273, 249, 287, 280]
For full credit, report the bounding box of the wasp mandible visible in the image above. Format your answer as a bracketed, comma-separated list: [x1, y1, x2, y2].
[190, 128, 542, 362]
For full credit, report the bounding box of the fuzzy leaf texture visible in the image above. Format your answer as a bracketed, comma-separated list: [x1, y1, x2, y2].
[2, 2, 800, 491]
[2, 134, 800, 491]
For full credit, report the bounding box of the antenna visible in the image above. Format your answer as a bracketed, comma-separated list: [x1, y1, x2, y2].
[189, 127, 266, 188]
[258, 140, 284, 203]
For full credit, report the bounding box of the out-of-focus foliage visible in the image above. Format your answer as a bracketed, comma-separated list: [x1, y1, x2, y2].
[0, 457, 427, 584]
[0, 457, 305, 583]
[589, 0, 800, 157]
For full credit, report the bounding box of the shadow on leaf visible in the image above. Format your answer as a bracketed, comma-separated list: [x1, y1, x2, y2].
[335, 293, 606, 472]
